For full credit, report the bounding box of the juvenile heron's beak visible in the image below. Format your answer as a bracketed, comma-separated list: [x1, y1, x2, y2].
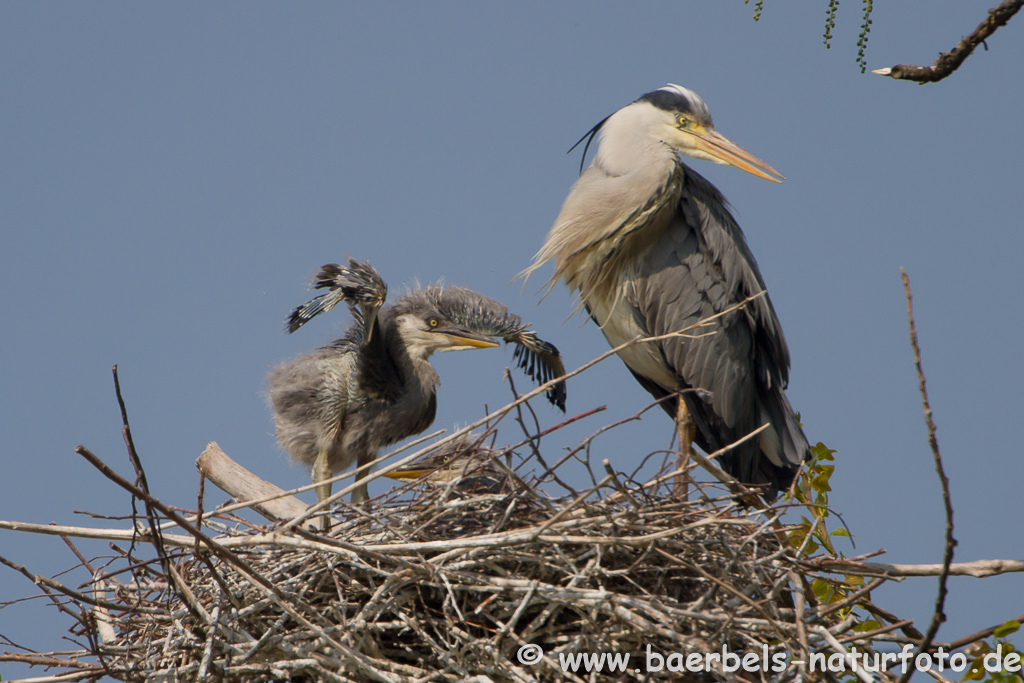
[384, 466, 432, 481]
[362, 306, 380, 344]
[688, 126, 784, 183]
[435, 326, 501, 351]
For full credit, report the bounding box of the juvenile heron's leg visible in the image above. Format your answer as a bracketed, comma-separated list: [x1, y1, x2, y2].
[675, 396, 696, 499]
[312, 446, 333, 531]
[351, 452, 372, 504]
[351, 482, 369, 504]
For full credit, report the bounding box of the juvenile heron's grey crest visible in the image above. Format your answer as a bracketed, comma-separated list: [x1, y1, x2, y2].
[521, 84, 807, 500]
[269, 258, 566, 528]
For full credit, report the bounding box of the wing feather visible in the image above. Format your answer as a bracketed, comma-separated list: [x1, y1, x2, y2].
[621, 164, 807, 496]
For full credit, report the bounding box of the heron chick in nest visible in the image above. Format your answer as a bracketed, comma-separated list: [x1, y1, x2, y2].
[268, 258, 566, 527]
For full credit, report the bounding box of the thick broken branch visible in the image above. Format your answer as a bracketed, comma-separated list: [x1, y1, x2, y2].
[196, 441, 309, 522]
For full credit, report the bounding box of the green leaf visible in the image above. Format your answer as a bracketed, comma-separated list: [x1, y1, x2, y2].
[812, 579, 838, 602]
[853, 619, 881, 632]
[994, 620, 1021, 638]
[961, 663, 985, 681]
[811, 442, 836, 461]
[832, 528, 852, 538]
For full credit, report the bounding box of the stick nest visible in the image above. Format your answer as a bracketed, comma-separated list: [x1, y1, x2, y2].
[2, 408, 926, 683]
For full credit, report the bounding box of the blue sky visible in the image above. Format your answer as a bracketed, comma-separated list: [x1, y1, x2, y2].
[2, 2, 1022, 676]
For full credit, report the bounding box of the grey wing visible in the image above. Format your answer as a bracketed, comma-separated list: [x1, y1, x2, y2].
[629, 167, 807, 490]
[286, 258, 388, 334]
[507, 331, 566, 411]
[429, 286, 568, 411]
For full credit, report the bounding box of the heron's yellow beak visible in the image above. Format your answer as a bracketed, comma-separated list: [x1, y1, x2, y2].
[384, 467, 431, 481]
[689, 126, 784, 183]
[436, 327, 501, 350]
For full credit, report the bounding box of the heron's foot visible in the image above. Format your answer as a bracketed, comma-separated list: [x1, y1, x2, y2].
[350, 482, 369, 505]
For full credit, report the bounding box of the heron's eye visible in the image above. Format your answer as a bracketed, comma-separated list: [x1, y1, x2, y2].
[428, 318, 439, 328]
[676, 115, 692, 129]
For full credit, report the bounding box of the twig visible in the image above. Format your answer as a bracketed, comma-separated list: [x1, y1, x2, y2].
[896, 269, 956, 683]
[873, 0, 1023, 82]
[790, 571, 811, 675]
[817, 577, 887, 616]
[814, 626, 875, 683]
[945, 611, 1024, 651]
[0, 553, 162, 615]
[112, 365, 171, 587]
[807, 557, 1022, 578]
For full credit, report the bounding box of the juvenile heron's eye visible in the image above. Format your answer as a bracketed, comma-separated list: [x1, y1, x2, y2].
[428, 318, 439, 328]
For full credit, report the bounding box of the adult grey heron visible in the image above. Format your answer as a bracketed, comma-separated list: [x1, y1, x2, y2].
[521, 84, 808, 500]
[269, 258, 565, 526]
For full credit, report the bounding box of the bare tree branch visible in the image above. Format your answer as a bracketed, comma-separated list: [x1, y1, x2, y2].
[874, 0, 1023, 82]
[806, 557, 1024, 578]
[946, 612, 1024, 651]
[896, 269, 956, 683]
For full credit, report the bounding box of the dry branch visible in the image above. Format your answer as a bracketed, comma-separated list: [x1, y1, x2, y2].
[873, 0, 1023, 83]
[896, 269, 957, 683]
[805, 557, 1024, 579]
[196, 441, 309, 522]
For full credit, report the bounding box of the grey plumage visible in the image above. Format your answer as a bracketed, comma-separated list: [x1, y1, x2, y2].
[269, 258, 566, 523]
[522, 84, 809, 499]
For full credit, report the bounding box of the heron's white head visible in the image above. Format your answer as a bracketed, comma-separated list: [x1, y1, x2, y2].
[595, 84, 784, 183]
[394, 312, 499, 361]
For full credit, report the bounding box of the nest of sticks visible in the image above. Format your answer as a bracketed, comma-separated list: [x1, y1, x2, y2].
[0, 380, 955, 683]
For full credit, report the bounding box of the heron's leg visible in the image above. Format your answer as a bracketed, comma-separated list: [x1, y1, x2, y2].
[351, 482, 369, 504]
[675, 396, 696, 499]
[351, 452, 372, 504]
[312, 446, 333, 531]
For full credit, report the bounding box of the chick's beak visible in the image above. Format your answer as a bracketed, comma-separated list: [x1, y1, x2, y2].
[435, 326, 501, 350]
[384, 467, 431, 481]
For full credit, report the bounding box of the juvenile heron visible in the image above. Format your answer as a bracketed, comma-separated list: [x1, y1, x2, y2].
[385, 433, 509, 494]
[521, 84, 809, 500]
[269, 259, 565, 524]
